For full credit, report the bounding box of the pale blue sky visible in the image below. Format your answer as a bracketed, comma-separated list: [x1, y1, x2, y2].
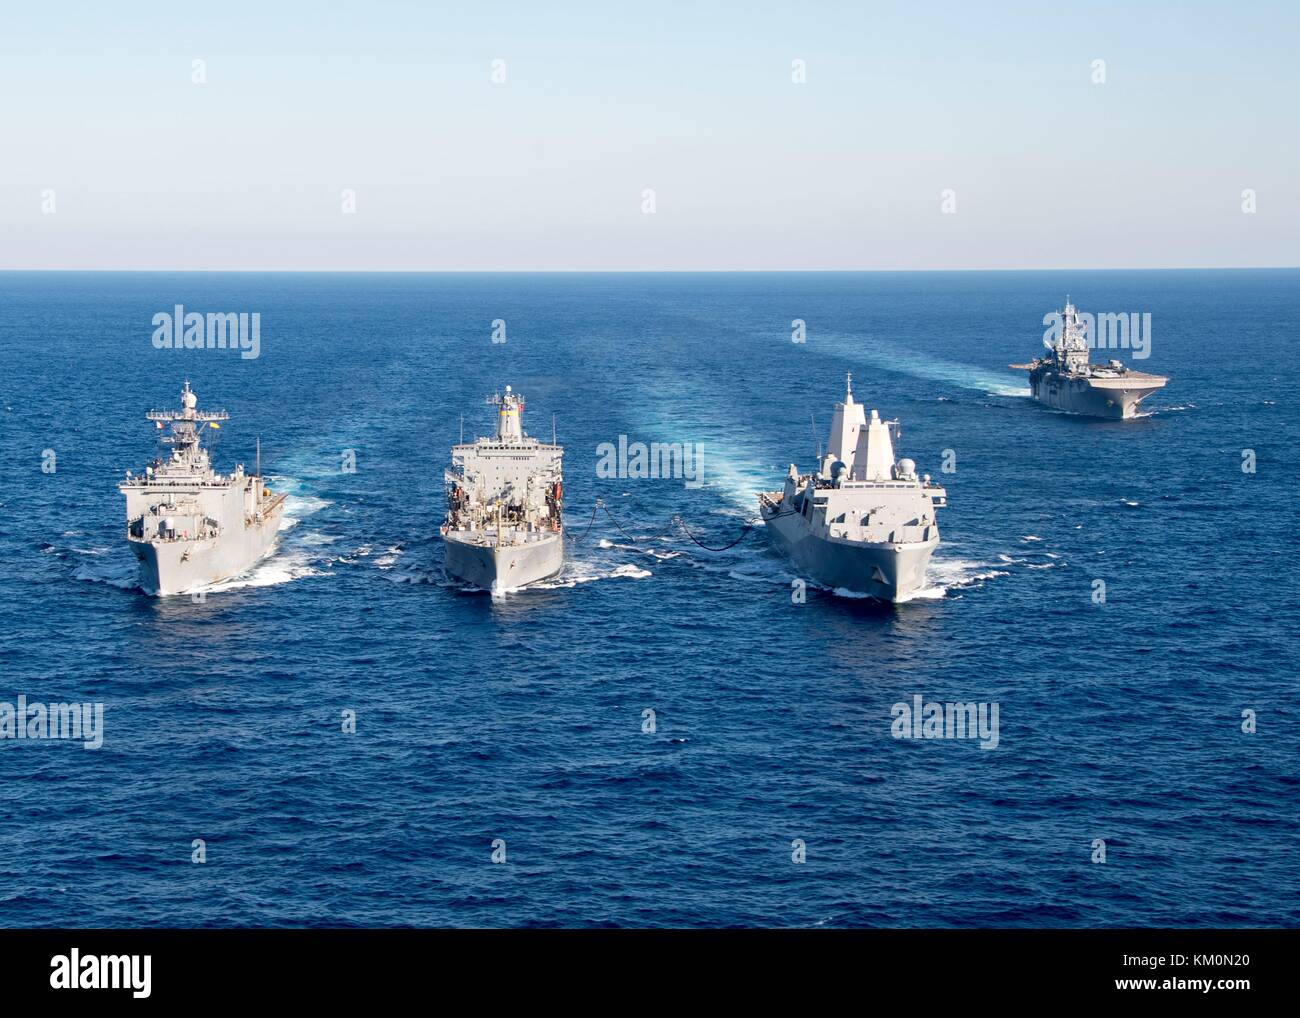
[1, 1, 1296, 270]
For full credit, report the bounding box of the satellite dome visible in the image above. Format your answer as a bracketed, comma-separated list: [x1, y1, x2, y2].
[897, 458, 916, 478]
[182, 389, 197, 409]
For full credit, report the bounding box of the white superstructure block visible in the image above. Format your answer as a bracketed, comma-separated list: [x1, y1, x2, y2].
[851, 409, 895, 481]
[827, 387, 866, 472]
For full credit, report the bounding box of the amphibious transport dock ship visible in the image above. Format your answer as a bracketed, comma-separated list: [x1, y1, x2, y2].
[1011, 298, 1168, 419]
[758, 374, 947, 602]
[441, 386, 563, 593]
[119, 382, 285, 595]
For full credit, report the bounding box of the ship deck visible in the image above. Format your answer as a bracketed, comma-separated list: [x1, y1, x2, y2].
[1009, 362, 1167, 384]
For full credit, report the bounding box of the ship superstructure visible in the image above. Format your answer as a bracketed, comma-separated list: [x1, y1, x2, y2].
[441, 385, 563, 592]
[1010, 298, 1168, 418]
[118, 382, 285, 595]
[758, 374, 947, 601]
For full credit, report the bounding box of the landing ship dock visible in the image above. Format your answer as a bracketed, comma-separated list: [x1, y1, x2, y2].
[758, 374, 947, 602]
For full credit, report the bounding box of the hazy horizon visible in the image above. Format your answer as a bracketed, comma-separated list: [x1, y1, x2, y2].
[3, 266, 1298, 275]
[3, 1, 1297, 272]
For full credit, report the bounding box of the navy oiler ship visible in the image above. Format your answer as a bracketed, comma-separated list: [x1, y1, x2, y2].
[441, 386, 564, 593]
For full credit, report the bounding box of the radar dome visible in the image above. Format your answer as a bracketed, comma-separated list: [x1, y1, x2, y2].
[897, 458, 916, 478]
[182, 390, 197, 409]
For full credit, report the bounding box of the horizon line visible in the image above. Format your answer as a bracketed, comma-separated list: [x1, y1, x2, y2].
[0, 265, 1297, 275]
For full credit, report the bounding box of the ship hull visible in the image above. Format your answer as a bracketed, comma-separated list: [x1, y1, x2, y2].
[761, 507, 938, 602]
[129, 505, 285, 596]
[1027, 369, 1166, 419]
[443, 532, 564, 593]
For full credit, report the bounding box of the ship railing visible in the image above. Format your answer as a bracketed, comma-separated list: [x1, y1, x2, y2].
[145, 409, 230, 421]
[140, 480, 224, 489]
[132, 528, 220, 543]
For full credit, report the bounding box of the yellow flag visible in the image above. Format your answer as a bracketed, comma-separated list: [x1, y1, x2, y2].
[208, 422, 221, 429]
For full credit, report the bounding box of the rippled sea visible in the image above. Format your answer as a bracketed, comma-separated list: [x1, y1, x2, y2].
[1, 269, 1297, 927]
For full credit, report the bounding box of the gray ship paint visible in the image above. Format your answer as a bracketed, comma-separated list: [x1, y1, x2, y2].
[119, 382, 285, 595]
[442, 385, 564, 593]
[758, 374, 947, 602]
[1014, 298, 1168, 419]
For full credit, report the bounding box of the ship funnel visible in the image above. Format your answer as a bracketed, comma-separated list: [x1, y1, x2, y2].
[493, 386, 525, 441]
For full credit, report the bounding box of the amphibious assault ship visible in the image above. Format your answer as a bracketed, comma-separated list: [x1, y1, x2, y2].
[759, 377, 951, 600]
[1010, 298, 1168, 419]
[758, 374, 947, 602]
[119, 382, 285, 595]
[441, 386, 563, 593]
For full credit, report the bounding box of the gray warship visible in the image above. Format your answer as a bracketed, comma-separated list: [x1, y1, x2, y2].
[119, 382, 286, 596]
[758, 374, 947, 602]
[1010, 298, 1168, 419]
[441, 385, 564, 593]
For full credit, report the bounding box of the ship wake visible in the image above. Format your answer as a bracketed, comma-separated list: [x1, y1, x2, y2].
[816, 332, 1030, 398]
[72, 480, 334, 596]
[894, 555, 1009, 601]
[188, 483, 331, 594]
[371, 537, 653, 591]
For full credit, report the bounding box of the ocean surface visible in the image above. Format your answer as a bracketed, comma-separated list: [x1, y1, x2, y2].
[1, 269, 1297, 928]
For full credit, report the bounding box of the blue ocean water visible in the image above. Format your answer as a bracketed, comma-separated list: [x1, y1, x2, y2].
[1, 269, 1297, 928]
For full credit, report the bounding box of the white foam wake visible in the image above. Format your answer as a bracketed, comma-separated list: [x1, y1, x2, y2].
[895, 555, 1011, 602]
[815, 332, 1030, 398]
[74, 482, 335, 596]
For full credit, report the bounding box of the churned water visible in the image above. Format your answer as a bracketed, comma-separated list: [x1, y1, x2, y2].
[1, 269, 1297, 927]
